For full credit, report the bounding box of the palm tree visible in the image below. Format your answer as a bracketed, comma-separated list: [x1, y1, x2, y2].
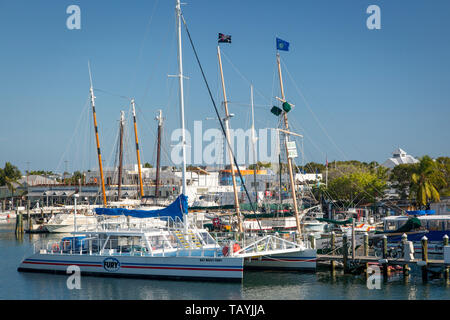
[410, 156, 446, 209]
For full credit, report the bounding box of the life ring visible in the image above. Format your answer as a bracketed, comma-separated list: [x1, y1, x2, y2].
[52, 243, 60, 252]
[222, 246, 229, 256]
[233, 243, 241, 253]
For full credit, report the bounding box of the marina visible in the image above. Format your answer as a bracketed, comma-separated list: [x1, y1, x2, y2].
[1, 0, 449, 303]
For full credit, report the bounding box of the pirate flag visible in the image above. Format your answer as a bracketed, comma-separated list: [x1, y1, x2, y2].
[218, 33, 232, 43]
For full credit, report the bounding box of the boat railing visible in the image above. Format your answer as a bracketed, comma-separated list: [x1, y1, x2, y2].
[32, 233, 222, 258]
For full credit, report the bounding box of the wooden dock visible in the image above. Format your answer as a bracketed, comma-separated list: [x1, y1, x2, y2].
[317, 254, 445, 267]
[314, 231, 449, 283]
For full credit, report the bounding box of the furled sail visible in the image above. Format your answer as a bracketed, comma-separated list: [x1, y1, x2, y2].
[95, 194, 188, 221]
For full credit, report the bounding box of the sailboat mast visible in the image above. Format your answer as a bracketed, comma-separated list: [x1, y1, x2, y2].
[217, 45, 243, 233]
[250, 84, 258, 206]
[176, 0, 187, 196]
[117, 111, 125, 201]
[88, 63, 107, 207]
[131, 98, 144, 199]
[276, 53, 301, 239]
[155, 110, 163, 199]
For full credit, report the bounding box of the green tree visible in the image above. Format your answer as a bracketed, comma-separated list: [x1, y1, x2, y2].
[143, 162, 153, 168]
[0, 162, 22, 198]
[325, 163, 387, 206]
[389, 163, 417, 199]
[410, 155, 446, 208]
[435, 156, 450, 196]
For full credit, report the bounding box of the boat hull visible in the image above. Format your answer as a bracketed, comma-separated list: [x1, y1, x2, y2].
[18, 252, 244, 282]
[243, 249, 316, 271]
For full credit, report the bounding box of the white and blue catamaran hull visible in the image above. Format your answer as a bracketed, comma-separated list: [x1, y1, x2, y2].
[18, 253, 244, 282]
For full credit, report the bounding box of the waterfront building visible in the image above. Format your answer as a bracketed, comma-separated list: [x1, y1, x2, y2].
[381, 147, 419, 169]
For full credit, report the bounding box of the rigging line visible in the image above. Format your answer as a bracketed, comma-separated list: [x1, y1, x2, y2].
[287, 119, 379, 211]
[226, 101, 271, 109]
[181, 14, 261, 226]
[93, 88, 132, 101]
[280, 57, 349, 161]
[128, 0, 160, 94]
[55, 96, 91, 174]
[220, 50, 272, 105]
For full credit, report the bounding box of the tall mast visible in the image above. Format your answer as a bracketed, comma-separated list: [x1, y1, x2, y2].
[131, 98, 145, 199]
[250, 84, 258, 206]
[175, 0, 188, 232]
[217, 45, 243, 233]
[88, 62, 107, 207]
[276, 53, 302, 239]
[176, 0, 187, 196]
[155, 110, 163, 199]
[117, 111, 125, 200]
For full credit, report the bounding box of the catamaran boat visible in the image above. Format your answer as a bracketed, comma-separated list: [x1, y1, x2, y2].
[18, 195, 244, 281]
[18, 194, 314, 280]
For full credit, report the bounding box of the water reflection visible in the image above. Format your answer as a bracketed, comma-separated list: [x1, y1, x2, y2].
[2, 221, 450, 300]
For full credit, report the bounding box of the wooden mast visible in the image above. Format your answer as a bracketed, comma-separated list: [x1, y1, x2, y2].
[117, 110, 125, 201]
[88, 62, 107, 207]
[217, 45, 243, 233]
[155, 110, 163, 199]
[131, 98, 145, 199]
[276, 53, 302, 239]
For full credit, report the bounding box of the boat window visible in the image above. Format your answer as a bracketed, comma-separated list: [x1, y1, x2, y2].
[386, 221, 397, 231]
[445, 220, 450, 231]
[427, 220, 441, 231]
[397, 220, 408, 229]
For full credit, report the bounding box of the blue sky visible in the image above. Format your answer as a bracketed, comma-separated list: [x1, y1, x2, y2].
[0, 0, 449, 174]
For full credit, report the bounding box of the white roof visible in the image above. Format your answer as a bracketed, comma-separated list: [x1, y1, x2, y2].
[381, 147, 419, 169]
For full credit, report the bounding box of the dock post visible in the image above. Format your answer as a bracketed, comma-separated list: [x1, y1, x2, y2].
[343, 233, 348, 273]
[330, 231, 336, 273]
[27, 200, 31, 232]
[421, 236, 428, 283]
[15, 211, 24, 236]
[364, 232, 369, 277]
[443, 235, 449, 284]
[402, 233, 409, 278]
[308, 234, 315, 249]
[351, 218, 356, 260]
[382, 235, 388, 280]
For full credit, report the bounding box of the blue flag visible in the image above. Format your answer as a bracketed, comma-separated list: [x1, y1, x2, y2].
[276, 38, 289, 51]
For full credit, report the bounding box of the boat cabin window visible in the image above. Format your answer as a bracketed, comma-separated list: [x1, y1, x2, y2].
[148, 235, 172, 250]
[427, 220, 441, 231]
[385, 220, 398, 231]
[445, 220, 450, 231]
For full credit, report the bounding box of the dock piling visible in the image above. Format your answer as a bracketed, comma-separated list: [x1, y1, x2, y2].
[343, 233, 348, 273]
[421, 236, 428, 282]
[330, 231, 336, 273]
[402, 233, 410, 277]
[443, 235, 449, 284]
[308, 234, 315, 249]
[382, 235, 388, 279]
[364, 232, 369, 277]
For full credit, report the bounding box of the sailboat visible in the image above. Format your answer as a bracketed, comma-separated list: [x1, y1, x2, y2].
[206, 39, 316, 270]
[18, 1, 310, 280]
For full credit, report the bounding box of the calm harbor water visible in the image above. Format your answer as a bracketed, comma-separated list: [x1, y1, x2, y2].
[1, 220, 449, 300]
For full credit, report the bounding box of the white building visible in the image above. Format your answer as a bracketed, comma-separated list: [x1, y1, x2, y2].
[381, 148, 419, 169]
